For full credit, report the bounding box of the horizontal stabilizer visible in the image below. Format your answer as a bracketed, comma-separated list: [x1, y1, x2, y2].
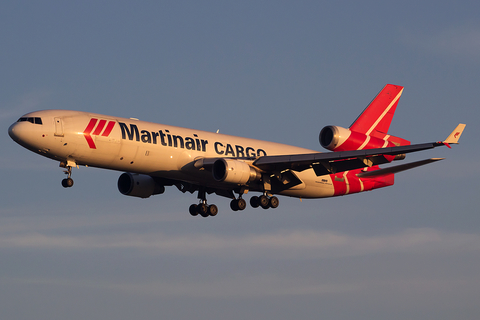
[357, 158, 444, 178]
[443, 123, 466, 145]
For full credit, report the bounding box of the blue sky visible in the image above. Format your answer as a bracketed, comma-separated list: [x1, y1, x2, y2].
[1, 1, 480, 319]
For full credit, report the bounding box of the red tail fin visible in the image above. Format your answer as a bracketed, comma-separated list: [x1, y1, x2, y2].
[350, 84, 402, 135]
[319, 84, 411, 152]
[349, 84, 409, 146]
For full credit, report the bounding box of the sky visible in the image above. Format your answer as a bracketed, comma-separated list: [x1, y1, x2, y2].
[1, 1, 480, 319]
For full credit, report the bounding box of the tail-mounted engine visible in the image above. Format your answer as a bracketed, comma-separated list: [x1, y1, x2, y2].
[213, 159, 261, 185]
[118, 172, 165, 198]
[319, 125, 410, 152]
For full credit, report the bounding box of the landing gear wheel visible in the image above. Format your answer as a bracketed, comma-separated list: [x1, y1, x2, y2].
[230, 199, 247, 211]
[61, 163, 75, 188]
[230, 200, 239, 211]
[237, 198, 246, 211]
[259, 195, 270, 209]
[189, 204, 198, 216]
[197, 203, 209, 217]
[208, 204, 218, 216]
[269, 196, 279, 208]
[61, 178, 74, 188]
[250, 196, 259, 208]
[192, 188, 219, 217]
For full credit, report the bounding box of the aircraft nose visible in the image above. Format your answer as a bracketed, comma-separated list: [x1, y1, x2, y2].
[8, 122, 20, 142]
[8, 120, 40, 149]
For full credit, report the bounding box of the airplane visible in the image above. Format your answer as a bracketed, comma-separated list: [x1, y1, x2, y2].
[8, 84, 465, 217]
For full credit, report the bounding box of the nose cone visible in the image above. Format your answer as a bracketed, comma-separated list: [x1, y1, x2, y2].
[8, 121, 40, 150]
[8, 122, 20, 143]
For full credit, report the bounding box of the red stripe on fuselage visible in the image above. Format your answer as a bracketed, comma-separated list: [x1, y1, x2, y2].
[332, 172, 347, 196]
[331, 167, 395, 196]
[102, 121, 115, 137]
[83, 118, 98, 149]
[92, 119, 107, 136]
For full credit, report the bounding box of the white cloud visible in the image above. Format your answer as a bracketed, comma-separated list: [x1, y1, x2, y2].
[3, 227, 480, 300]
[2, 228, 479, 260]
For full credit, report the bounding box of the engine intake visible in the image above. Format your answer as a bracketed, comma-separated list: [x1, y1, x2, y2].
[319, 125, 410, 152]
[319, 126, 352, 150]
[118, 172, 165, 198]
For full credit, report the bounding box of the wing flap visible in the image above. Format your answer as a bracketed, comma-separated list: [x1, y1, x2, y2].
[312, 154, 393, 175]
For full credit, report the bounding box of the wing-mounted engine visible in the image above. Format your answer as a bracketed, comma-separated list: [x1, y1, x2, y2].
[319, 125, 410, 152]
[117, 172, 165, 198]
[212, 159, 261, 185]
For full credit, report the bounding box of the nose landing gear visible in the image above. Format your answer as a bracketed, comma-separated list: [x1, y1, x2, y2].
[60, 161, 75, 188]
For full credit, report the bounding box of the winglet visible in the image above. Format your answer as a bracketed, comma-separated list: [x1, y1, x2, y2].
[443, 123, 466, 145]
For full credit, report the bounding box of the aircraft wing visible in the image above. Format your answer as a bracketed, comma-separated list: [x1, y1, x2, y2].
[253, 142, 442, 175]
[253, 123, 465, 176]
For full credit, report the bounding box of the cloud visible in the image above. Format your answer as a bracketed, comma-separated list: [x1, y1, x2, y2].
[3, 227, 479, 300]
[2, 271, 361, 299]
[2, 227, 479, 260]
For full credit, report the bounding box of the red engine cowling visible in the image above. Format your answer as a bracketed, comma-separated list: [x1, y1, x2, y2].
[319, 125, 410, 152]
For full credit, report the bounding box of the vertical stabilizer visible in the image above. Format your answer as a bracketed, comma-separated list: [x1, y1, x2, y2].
[350, 84, 404, 138]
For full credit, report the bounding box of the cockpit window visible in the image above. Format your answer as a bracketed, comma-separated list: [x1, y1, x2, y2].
[17, 117, 43, 125]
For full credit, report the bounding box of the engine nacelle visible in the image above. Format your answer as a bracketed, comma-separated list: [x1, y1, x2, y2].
[117, 172, 165, 198]
[319, 126, 352, 151]
[319, 125, 407, 152]
[212, 159, 260, 185]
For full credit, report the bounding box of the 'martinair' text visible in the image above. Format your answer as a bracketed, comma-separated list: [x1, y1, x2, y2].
[119, 122, 267, 158]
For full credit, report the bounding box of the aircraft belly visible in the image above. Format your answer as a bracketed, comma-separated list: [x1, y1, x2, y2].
[279, 170, 335, 198]
[95, 142, 200, 175]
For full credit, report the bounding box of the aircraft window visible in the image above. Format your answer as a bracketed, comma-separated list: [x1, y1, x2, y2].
[17, 117, 43, 125]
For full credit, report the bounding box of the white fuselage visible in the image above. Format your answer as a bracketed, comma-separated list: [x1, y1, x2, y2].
[9, 110, 337, 198]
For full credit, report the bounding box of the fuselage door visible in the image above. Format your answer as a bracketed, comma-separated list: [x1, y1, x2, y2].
[54, 117, 64, 137]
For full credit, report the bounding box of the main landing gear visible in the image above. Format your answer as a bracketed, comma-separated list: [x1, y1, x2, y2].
[230, 198, 247, 211]
[189, 201, 218, 217]
[189, 188, 218, 218]
[60, 162, 74, 188]
[250, 194, 279, 210]
[229, 193, 280, 211]
[189, 191, 280, 217]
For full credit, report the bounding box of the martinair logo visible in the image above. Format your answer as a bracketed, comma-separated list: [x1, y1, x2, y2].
[83, 118, 116, 149]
